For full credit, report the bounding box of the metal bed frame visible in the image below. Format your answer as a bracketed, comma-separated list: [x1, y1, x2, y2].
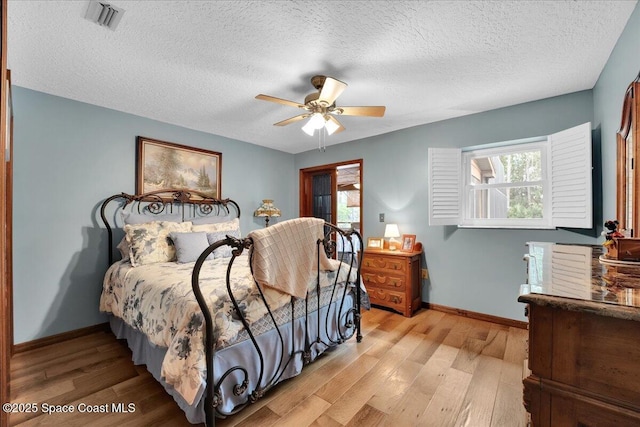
[100, 190, 363, 426]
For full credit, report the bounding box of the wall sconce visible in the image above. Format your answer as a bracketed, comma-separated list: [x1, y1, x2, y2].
[254, 199, 281, 227]
[384, 223, 400, 250]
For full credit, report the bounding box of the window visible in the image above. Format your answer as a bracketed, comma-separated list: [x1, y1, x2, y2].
[428, 122, 592, 229]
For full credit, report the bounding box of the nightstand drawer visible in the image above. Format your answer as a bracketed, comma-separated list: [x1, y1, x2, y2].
[362, 255, 406, 272]
[369, 288, 405, 312]
[361, 271, 406, 291]
[362, 249, 422, 317]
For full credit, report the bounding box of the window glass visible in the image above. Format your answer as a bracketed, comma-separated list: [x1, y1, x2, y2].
[463, 143, 547, 226]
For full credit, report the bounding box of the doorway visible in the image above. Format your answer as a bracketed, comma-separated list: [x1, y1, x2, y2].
[299, 159, 362, 258]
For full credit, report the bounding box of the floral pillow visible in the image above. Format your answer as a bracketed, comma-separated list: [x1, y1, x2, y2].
[124, 221, 192, 266]
[117, 237, 130, 261]
[192, 218, 240, 234]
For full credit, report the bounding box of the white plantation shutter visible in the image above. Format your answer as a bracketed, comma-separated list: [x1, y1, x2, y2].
[428, 147, 461, 225]
[549, 122, 592, 228]
[549, 244, 592, 300]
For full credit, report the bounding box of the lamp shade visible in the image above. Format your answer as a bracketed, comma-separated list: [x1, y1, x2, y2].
[301, 113, 339, 136]
[384, 224, 400, 239]
[254, 199, 281, 218]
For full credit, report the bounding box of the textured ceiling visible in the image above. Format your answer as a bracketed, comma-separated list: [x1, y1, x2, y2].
[7, 0, 638, 154]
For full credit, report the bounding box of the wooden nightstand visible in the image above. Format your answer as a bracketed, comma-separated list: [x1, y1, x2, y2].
[361, 248, 422, 317]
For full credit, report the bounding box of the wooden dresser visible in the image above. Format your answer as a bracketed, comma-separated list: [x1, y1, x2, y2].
[519, 242, 640, 426]
[361, 248, 422, 317]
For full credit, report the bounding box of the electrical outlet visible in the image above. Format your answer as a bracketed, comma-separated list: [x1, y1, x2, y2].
[421, 268, 429, 279]
[379, 213, 385, 222]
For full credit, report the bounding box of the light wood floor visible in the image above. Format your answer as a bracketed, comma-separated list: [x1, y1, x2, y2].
[9, 307, 529, 426]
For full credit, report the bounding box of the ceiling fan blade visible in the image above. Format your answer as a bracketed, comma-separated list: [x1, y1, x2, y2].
[318, 77, 347, 105]
[326, 115, 345, 134]
[274, 114, 310, 126]
[336, 106, 386, 117]
[256, 94, 305, 109]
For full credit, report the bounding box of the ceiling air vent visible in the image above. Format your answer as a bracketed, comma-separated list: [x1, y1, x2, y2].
[85, 0, 124, 30]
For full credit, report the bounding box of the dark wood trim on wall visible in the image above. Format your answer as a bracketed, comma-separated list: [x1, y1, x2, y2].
[1, 0, 10, 425]
[5, 69, 11, 357]
[12, 323, 111, 354]
[423, 302, 528, 330]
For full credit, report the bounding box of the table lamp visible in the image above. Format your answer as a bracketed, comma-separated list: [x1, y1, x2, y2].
[254, 199, 281, 227]
[384, 223, 400, 250]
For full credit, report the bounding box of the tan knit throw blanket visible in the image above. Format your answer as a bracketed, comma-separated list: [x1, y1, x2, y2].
[247, 217, 336, 298]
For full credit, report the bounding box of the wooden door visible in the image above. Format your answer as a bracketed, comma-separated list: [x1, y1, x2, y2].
[299, 159, 363, 231]
[300, 168, 334, 221]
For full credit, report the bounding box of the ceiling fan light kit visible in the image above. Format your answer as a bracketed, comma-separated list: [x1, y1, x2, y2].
[256, 75, 386, 147]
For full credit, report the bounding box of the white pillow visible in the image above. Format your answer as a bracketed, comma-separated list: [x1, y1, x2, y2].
[190, 214, 234, 225]
[192, 218, 240, 234]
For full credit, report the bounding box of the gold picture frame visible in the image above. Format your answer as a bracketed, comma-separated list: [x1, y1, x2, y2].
[136, 136, 221, 198]
[367, 237, 384, 249]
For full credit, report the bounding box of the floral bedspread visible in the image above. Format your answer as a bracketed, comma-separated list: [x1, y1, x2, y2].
[99, 253, 356, 405]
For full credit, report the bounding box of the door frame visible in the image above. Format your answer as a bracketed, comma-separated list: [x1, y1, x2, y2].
[299, 159, 363, 235]
[1, 0, 11, 424]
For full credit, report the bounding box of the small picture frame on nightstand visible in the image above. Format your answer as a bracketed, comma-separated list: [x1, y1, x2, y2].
[367, 237, 384, 249]
[401, 234, 416, 252]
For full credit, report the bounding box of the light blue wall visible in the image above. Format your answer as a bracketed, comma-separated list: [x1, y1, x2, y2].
[12, 87, 295, 343]
[294, 2, 640, 322]
[12, 2, 640, 342]
[295, 91, 596, 322]
[594, 3, 640, 220]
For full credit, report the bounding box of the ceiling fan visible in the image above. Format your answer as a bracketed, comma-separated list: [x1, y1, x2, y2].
[256, 75, 386, 136]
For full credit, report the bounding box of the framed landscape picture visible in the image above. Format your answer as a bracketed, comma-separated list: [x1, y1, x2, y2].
[136, 136, 221, 198]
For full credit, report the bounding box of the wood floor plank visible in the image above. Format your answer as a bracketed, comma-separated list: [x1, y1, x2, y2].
[367, 359, 423, 414]
[314, 353, 379, 404]
[309, 414, 344, 427]
[323, 330, 424, 425]
[411, 341, 460, 397]
[232, 405, 280, 427]
[480, 327, 508, 360]
[410, 308, 445, 334]
[345, 404, 387, 426]
[266, 341, 364, 416]
[417, 367, 473, 426]
[386, 386, 431, 426]
[454, 354, 502, 427]
[406, 327, 449, 364]
[490, 381, 528, 427]
[276, 394, 331, 427]
[9, 308, 528, 427]
[11, 332, 115, 369]
[451, 337, 487, 374]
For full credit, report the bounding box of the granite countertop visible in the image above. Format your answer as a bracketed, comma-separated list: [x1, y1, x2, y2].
[518, 242, 640, 321]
